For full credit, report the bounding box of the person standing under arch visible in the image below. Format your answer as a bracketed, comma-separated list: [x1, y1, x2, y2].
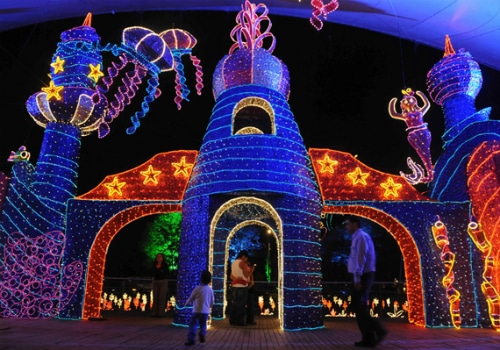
[344, 215, 387, 347]
[229, 250, 252, 326]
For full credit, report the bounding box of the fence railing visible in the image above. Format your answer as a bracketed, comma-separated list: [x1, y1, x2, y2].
[100, 277, 408, 319]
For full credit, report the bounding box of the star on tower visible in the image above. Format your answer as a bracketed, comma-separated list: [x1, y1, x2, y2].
[88, 63, 104, 82]
[41, 81, 64, 101]
[50, 56, 65, 74]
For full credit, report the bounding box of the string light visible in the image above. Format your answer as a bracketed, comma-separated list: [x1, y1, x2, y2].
[431, 218, 461, 329]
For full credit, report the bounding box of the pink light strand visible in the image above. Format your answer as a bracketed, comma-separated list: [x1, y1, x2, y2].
[310, 0, 339, 31]
[229, 0, 275, 53]
[190, 55, 204, 95]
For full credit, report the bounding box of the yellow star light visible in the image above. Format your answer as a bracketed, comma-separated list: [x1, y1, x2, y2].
[140, 165, 162, 185]
[317, 154, 338, 174]
[380, 177, 403, 198]
[41, 80, 64, 101]
[88, 63, 104, 82]
[347, 167, 369, 186]
[172, 156, 194, 177]
[50, 56, 65, 74]
[104, 176, 126, 197]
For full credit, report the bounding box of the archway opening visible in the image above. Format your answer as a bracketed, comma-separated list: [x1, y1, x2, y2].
[209, 196, 283, 327]
[82, 204, 182, 319]
[226, 224, 279, 321]
[321, 214, 407, 320]
[101, 213, 180, 315]
[232, 97, 275, 135]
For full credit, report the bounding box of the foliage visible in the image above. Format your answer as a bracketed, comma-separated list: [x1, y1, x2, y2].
[143, 212, 182, 272]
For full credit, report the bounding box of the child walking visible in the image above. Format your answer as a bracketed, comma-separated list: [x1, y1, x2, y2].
[184, 270, 215, 346]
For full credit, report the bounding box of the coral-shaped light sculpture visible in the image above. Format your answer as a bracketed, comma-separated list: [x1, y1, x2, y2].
[212, 0, 289, 100]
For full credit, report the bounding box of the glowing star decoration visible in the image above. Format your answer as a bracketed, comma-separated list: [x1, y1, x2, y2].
[50, 56, 65, 74]
[317, 154, 338, 174]
[380, 177, 402, 198]
[87, 63, 104, 82]
[140, 165, 161, 185]
[41, 80, 64, 101]
[347, 167, 369, 186]
[104, 176, 126, 196]
[172, 156, 193, 177]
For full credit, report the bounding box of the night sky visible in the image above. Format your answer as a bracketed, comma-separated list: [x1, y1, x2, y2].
[1, 10, 500, 195]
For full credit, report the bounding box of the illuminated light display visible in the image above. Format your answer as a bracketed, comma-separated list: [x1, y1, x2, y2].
[87, 63, 104, 82]
[50, 56, 65, 74]
[467, 221, 500, 331]
[103, 177, 126, 197]
[321, 205, 425, 326]
[431, 218, 461, 329]
[0, 2, 498, 332]
[388, 88, 434, 185]
[310, 0, 339, 31]
[310, 149, 430, 201]
[41, 81, 64, 101]
[232, 96, 276, 135]
[317, 154, 338, 174]
[160, 29, 204, 110]
[347, 166, 369, 186]
[78, 151, 197, 201]
[82, 204, 182, 319]
[425, 35, 499, 202]
[380, 177, 403, 198]
[171, 156, 194, 178]
[207, 198, 283, 326]
[467, 140, 500, 330]
[0, 231, 83, 318]
[176, 1, 322, 331]
[140, 165, 162, 185]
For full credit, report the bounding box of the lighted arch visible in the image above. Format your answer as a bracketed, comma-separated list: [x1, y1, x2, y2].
[222, 220, 282, 324]
[82, 203, 182, 319]
[323, 205, 425, 326]
[209, 197, 284, 327]
[232, 96, 275, 135]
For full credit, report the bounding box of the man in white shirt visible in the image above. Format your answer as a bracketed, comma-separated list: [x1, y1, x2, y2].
[345, 215, 387, 348]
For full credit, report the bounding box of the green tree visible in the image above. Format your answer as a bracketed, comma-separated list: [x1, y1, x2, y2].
[143, 212, 182, 272]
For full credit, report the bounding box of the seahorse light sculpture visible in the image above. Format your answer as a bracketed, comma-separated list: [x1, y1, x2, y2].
[388, 88, 434, 185]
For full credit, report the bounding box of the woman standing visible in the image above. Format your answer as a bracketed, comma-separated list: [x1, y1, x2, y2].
[151, 253, 169, 317]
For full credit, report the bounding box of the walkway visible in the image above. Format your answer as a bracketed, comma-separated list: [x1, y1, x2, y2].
[0, 313, 498, 349]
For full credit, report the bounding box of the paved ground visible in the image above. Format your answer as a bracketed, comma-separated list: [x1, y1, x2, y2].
[0, 313, 498, 349]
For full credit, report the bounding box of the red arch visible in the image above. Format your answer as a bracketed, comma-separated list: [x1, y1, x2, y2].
[82, 203, 182, 319]
[324, 205, 425, 326]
